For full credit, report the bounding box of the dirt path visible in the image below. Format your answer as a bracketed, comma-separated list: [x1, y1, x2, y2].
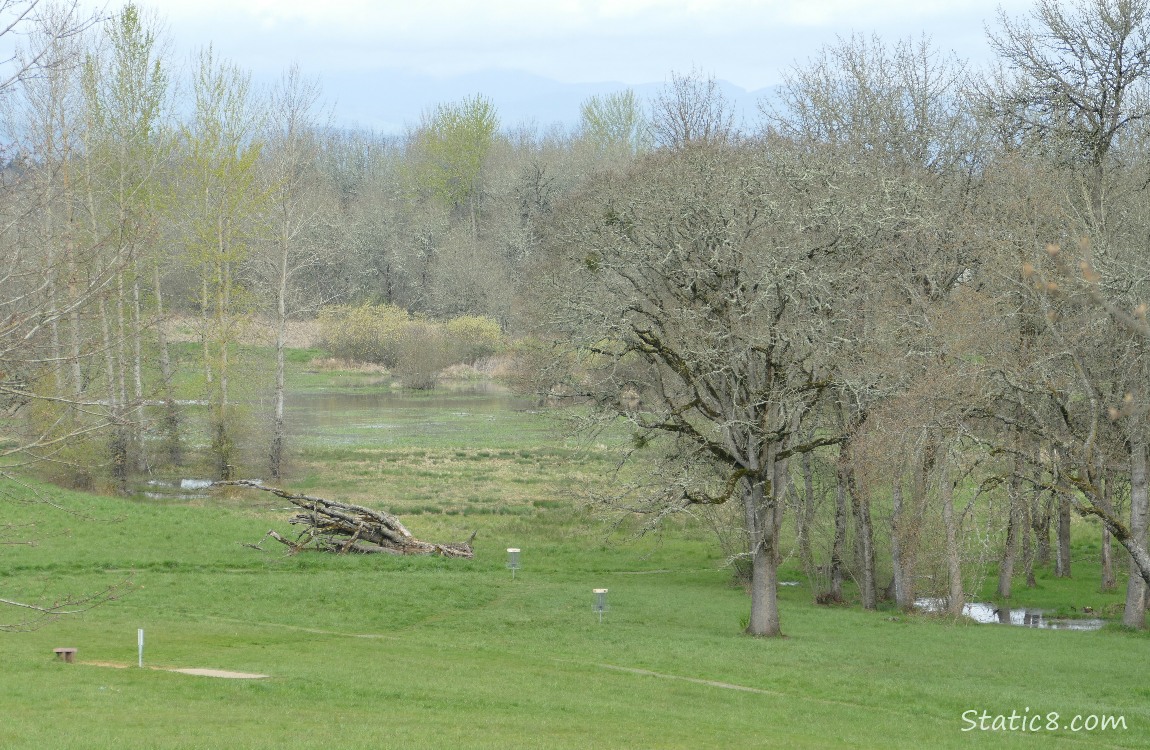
[80, 661, 267, 679]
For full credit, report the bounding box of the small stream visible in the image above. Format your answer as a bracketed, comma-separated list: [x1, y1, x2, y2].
[915, 598, 1104, 631]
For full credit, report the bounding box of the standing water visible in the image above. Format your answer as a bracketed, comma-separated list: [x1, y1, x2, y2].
[914, 598, 1104, 631]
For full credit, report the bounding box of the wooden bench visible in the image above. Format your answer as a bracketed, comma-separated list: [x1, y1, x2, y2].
[53, 648, 77, 663]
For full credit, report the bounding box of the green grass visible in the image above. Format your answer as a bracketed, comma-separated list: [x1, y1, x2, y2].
[3, 480, 1148, 748]
[3, 361, 1149, 748]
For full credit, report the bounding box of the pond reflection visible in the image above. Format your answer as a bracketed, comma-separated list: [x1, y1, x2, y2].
[141, 478, 214, 500]
[914, 598, 1104, 631]
[284, 384, 541, 446]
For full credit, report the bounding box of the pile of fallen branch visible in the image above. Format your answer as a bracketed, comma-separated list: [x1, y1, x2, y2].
[216, 480, 474, 558]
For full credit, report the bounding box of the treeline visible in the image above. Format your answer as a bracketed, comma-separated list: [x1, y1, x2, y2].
[3, 0, 1150, 636]
[521, 3, 1150, 636]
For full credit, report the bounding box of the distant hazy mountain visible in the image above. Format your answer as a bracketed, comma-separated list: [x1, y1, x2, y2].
[306, 68, 773, 135]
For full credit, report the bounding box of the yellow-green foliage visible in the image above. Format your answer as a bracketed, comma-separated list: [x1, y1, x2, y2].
[19, 374, 103, 490]
[317, 303, 410, 366]
[318, 306, 506, 384]
[394, 319, 451, 389]
[444, 315, 505, 363]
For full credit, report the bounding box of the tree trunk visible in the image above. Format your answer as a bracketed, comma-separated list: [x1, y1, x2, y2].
[114, 268, 133, 475]
[997, 472, 1022, 598]
[796, 447, 816, 582]
[1101, 470, 1117, 592]
[47, 273, 63, 393]
[66, 240, 84, 397]
[1123, 436, 1148, 629]
[744, 478, 782, 637]
[843, 452, 876, 610]
[829, 472, 848, 603]
[1034, 491, 1052, 569]
[1056, 492, 1072, 578]
[130, 249, 147, 472]
[891, 472, 915, 610]
[1022, 484, 1037, 588]
[270, 329, 286, 481]
[99, 295, 128, 493]
[201, 274, 213, 385]
[211, 250, 235, 481]
[153, 261, 181, 466]
[270, 235, 289, 481]
[940, 459, 964, 616]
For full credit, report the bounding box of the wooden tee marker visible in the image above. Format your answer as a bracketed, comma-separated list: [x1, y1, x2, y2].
[53, 648, 77, 663]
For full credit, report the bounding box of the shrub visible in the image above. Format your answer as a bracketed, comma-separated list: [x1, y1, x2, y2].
[393, 320, 454, 390]
[317, 306, 507, 387]
[444, 315, 505, 363]
[317, 304, 409, 367]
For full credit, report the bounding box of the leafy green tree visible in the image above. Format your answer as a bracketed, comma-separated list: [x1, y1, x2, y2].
[579, 88, 650, 157]
[408, 94, 498, 237]
[180, 46, 265, 479]
[83, 2, 176, 471]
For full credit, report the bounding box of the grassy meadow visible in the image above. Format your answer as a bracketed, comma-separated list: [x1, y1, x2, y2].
[1, 354, 1148, 748]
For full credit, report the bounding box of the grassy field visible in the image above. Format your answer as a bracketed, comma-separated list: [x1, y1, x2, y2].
[2, 362, 1148, 748]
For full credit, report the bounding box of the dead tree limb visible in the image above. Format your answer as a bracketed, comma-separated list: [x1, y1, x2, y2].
[217, 480, 475, 558]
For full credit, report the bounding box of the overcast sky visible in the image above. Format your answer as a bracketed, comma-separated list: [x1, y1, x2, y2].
[81, 0, 1037, 131]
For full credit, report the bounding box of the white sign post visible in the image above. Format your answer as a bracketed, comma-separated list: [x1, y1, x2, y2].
[138, 628, 144, 668]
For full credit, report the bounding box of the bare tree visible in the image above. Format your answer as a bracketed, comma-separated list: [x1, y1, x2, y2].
[649, 69, 737, 149]
[0, 0, 130, 628]
[986, 0, 1150, 627]
[768, 33, 990, 613]
[532, 141, 849, 636]
[257, 63, 336, 480]
[987, 0, 1150, 225]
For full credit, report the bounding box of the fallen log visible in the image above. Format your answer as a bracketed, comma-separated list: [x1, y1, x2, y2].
[215, 480, 474, 558]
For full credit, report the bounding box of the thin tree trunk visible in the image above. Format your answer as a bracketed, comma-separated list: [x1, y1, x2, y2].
[940, 459, 964, 616]
[1101, 470, 1117, 592]
[201, 273, 213, 385]
[66, 238, 84, 397]
[47, 273, 63, 393]
[796, 448, 816, 581]
[1056, 491, 1072, 578]
[891, 472, 914, 610]
[1023, 485, 1037, 588]
[1034, 490, 1052, 569]
[99, 295, 127, 493]
[130, 249, 147, 472]
[830, 472, 848, 603]
[1123, 435, 1148, 629]
[269, 184, 295, 481]
[270, 241, 288, 480]
[152, 260, 181, 466]
[841, 447, 875, 610]
[997, 471, 1022, 598]
[212, 249, 234, 480]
